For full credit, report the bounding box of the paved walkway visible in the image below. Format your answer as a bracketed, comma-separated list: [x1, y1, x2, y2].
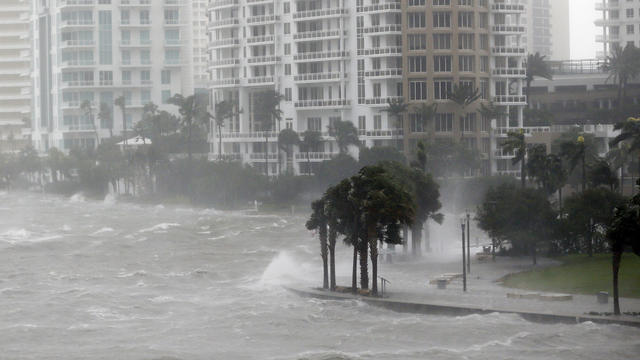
[332, 249, 640, 323]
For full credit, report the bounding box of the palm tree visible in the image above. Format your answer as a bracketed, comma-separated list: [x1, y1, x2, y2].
[603, 44, 640, 108]
[525, 53, 553, 100]
[80, 100, 99, 147]
[301, 130, 322, 175]
[278, 128, 299, 174]
[97, 102, 113, 138]
[381, 98, 407, 150]
[328, 119, 359, 155]
[588, 159, 619, 191]
[560, 135, 589, 192]
[350, 166, 415, 295]
[607, 193, 640, 315]
[607, 142, 635, 195]
[254, 90, 283, 176]
[412, 103, 438, 138]
[167, 94, 209, 162]
[306, 199, 329, 289]
[610, 117, 640, 194]
[501, 130, 527, 188]
[213, 100, 239, 161]
[114, 95, 127, 145]
[479, 102, 507, 175]
[448, 83, 480, 136]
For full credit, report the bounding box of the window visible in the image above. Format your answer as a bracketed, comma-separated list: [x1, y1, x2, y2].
[141, 50, 150, 64]
[307, 117, 321, 131]
[433, 55, 451, 72]
[140, 10, 150, 24]
[373, 83, 381, 98]
[121, 30, 130, 45]
[121, 50, 130, 65]
[408, 56, 427, 72]
[284, 2, 290, 13]
[408, 0, 426, 5]
[627, 24, 635, 34]
[409, 80, 427, 100]
[141, 70, 150, 84]
[141, 90, 150, 105]
[459, 34, 474, 50]
[460, 112, 476, 132]
[433, 34, 451, 49]
[409, 113, 425, 132]
[121, 70, 131, 84]
[99, 70, 113, 85]
[358, 116, 366, 130]
[164, 9, 179, 24]
[285, 63, 291, 75]
[458, 12, 473, 28]
[374, 115, 382, 130]
[433, 12, 451, 28]
[140, 30, 150, 44]
[459, 56, 475, 72]
[408, 13, 426, 28]
[408, 34, 427, 50]
[434, 79, 452, 100]
[627, 8, 634, 18]
[480, 56, 489, 72]
[435, 113, 453, 132]
[285, 88, 292, 101]
[165, 29, 179, 44]
[162, 90, 171, 104]
[284, 43, 290, 55]
[284, 23, 290, 34]
[164, 49, 180, 64]
[433, 0, 450, 5]
[161, 70, 171, 85]
[98, 11, 112, 65]
[120, 10, 129, 24]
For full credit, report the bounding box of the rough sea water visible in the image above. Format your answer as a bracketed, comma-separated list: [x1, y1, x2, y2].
[0, 191, 638, 359]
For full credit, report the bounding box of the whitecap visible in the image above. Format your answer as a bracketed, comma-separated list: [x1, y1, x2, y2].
[69, 193, 85, 203]
[91, 227, 114, 236]
[139, 223, 180, 233]
[208, 235, 226, 240]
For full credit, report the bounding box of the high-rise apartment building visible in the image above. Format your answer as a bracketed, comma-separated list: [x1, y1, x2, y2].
[0, 0, 32, 153]
[31, 0, 194, 153]
[596, 0, 640, 58]
[207, 0, 528, 177]
[523, 0, 570, 60]
[190, 0, 210, 90]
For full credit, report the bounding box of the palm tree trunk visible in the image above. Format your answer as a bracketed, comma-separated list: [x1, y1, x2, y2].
[352, 245, 357, 293]
[359, 240, 369, 290]
[307, 151, 311, 175]
[582, 150, 586, 192]
[411, 224, 421, 257]
[368, 224, 378, 295]
[613, 250, 622, 315]
[265, 136, 269, 176]
[218, 125, 222, 160]
[521, 158, 526, 189]
[402, 226, 408, 254]
[329, 225, 337, 291]
[320, 225, 328, 290]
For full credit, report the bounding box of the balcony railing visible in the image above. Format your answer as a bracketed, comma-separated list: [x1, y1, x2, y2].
[294, 152, 338, 160]
[358, 47, 402, 56]
[293, 50, 349, 61]
[221, 131, 277, 139]
[294, 99, 350, 108]
[357, 2, 401, 13]
[246, 14, 280, 24]
[492, 68, 526, 76]
[492, 25, 525, 33]
[247, 76, 274, 84]
[293, 8, 348, 20]
[363, 68, 402, 77]
[361, 24, 402, 34]
[246, 35, 273, 44]
[293, 29, 344, 40]
[359, 96, 403, 105]
[493, 95, 527, 104]
[247, 55, 280, 64]
[294, 72, 342, 82]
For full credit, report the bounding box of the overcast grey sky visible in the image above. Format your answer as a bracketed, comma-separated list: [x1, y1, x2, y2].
[570, 0, 598, 59]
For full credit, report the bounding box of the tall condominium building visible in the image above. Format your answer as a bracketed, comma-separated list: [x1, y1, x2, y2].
[31, 0, 194, 153]
[0, 0, 32, 153]
[523, 0, 570, 60]
[596, 0, 640, 58]
[190, 0, 210, 90]
[207, 0, 527, 177]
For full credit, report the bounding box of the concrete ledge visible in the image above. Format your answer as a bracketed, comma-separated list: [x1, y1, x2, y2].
[286, 287, 640, 328]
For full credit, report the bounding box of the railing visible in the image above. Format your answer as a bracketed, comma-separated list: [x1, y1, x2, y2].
[294, 29, 344, 40]
[293, 8, 348, 19]
[293, 50, 349, 61]
[547, 59, 607, 75]
[357, 2, 401, 13]
[363, 68, 402, 77]
[378, 276, 390, 298]
[361, 24, 402, 34]
[359, 96, 403, 105]
[246, 35, 273, 44]
[492, 25, 525, 33]
[246, 14, 280, 24]
[294, 72, 342, 82]
[211, 78, 240, 86]
[59, 0, 94, 5]
[63, 39, 94, 47]
[491, 47, 525, 55]
[492, 68, 526, 76]
[493, 95, 527, 104]
[210, 58, 240, 66]
[61, 19, 94, 26]
[294, 99, 350, 108]
[358, 47, 402, 56]
[247, 56, 280, 64]
[221, 131, 278, 139]
[247, 76, 274, 84]
[210, 38, 240, 47]
[249, 153, 278, 160]
[210, 0, 239, 8]
[366, 129, 403, 137]
[294, 152, 338, 160]
[210, 18, 239, 27]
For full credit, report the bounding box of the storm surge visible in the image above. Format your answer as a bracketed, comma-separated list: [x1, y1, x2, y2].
[0, 192, 637, 359]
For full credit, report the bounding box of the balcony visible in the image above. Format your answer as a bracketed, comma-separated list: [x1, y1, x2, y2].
[249, 153, 278, 161]
[164, 0, 183, 6]
[491, 46, 526, 56]
[246, 14, 280, 25]
[364, 129, 403, 138]
[61, 60, 95, 68]
[164, 39, 182, 47]
[247, 76, 274, 85]
[294, 152, 338, 161]
[209, 58, 240, 68]
[209, 18, 239, 29]
[221, 131, 277, 139]
[359, 96, 403, 106]
[492, 25, 525, 34]
[493, 95, 527, 105]
[60, 19, 94, 28]
[596, 34, 619, 42]
[358, 46, 402, 57]
[119, 39, 151, 47]
[293, 50, 349, 62]
[294, 72, 343, 83]
[247, 55, 280, 64]
[119, 0, 151, 6]
[293, 29, 345, 41]
[246, 35, 274, 45]
[595, 1, 620, 11]
[362, 24, 402, 35]
[363, 68, 402, 79]
[164, 59, 182, 66]
[209, 38, 240, 48]
[209, 0, 239, 9]
[59, 0, 95, 6]
[61, 124, 95, 132]
[294, 99, 350, 109]
[492, 68, 526, 77]
[211, 78, 240, 87]
[61, 39, 94, 48]
[120, 21, 152, 28]
[293, 8, 348, 20]
[490, 3, 525, 13]
[61, 80, 95, 88]
[357, 2, 401, 13]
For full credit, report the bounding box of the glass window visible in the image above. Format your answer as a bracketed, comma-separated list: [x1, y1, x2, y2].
[161, 70, 171, 84]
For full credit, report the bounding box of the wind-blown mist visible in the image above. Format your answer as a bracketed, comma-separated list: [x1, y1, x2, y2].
[0, 192, 637, 359]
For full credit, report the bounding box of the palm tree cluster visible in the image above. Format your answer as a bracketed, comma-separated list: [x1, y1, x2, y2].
[307, 162, 442, 295]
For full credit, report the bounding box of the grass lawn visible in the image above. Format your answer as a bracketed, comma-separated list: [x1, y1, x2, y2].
[502, 254, 640, 298]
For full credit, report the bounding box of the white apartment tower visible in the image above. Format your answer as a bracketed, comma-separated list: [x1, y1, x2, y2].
[208, 0, 528, 177]
[31, 0, 194, 153]
[524, 0, 570, 60]
[0, 0, 32, 153]
[596, 0, 640, 58]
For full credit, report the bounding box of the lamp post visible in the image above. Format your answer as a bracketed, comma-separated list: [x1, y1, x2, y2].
[466, 211, 471, 273]
[461, 217, 467, 292]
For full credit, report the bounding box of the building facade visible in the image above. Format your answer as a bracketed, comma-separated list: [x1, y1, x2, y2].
[596, 0, 640, 58]
[31, 0, 194, 153]
[208, 0, 528, 177]
[0, 0, 32, 153]
[523, 0, 570, 60]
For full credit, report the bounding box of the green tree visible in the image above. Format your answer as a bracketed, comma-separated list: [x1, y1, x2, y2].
[214, 100, 240, 161]
[411, 103, 438, 138]
[610, 116, 640, 193]
[381, 98, 408, 150]
[278, 128, 300, 174]
[607, 142, 636, 194]
[328, 119, 360, 155]
[350, 165, 415, 294]
[448, 83, 480, 135]
[607, 189, 640, 315]
[46, 147, 67, 183]
[559, 135, 591, 192]
[80, 100, 99, 147]
[306, 199, 329, 289]
[525, 52, 553, 99]
[603, 44, 640, 108]
[254, 90, 283, 175]
[500, 130, 527, 188]
[97, 102, 113, 138]
[588, 159, 619, 191]
[358, 146, 406, 167]
[301, 130, 322, 175]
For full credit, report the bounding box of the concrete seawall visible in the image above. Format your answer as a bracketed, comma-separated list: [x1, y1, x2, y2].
[287, 287, 640, 328]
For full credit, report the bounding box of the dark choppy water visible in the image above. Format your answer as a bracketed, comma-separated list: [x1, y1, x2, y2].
[0, 191, 638, 359]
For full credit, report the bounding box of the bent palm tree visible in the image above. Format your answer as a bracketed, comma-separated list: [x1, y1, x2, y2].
[449, 84, 481, 144]
[328, 119, 359, 155]
[501, 130, 527, 188]
[97, 102, 113, 138]
[412, 102, 438, 138]
[301, 130, 322, 175]
[306, 199, 329, 289]
[525, 53, 553, 99]
[254, 90, 283, 175]
[115, 95, 127, 145]
[560, 135, 589, 192]
[381, 98, 407, 150]
[603, 44, 640, 108]
[278, 128, 299, 174]
[80, 100, 99, 147]
[610, 117, 640, 194]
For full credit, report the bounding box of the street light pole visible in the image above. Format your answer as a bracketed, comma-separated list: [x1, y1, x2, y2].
[466, 211, 471, 273]
[461, 219, 467, 292]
